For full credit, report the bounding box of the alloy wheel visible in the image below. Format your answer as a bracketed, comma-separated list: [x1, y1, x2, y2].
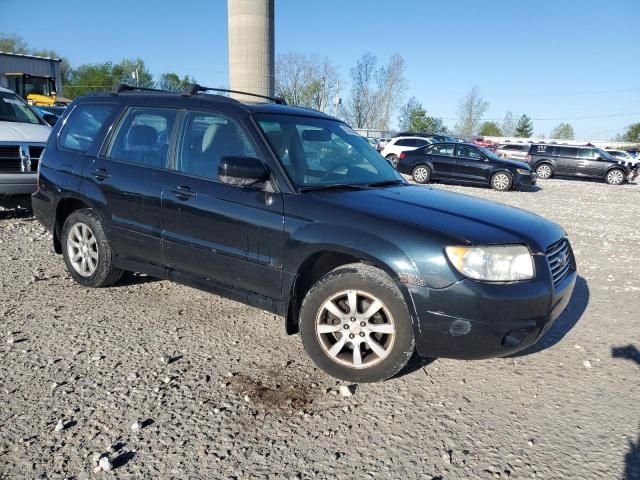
[493, 173, 511, 190]
[606, 169, 624, 185]
[315, 289, 396, 369]
[536, 164, 552, 179]
[413, 166, 430, 183]
[66, 222, 99, 277]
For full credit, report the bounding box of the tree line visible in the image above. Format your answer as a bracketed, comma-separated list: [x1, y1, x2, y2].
[2, 33, 639, 142]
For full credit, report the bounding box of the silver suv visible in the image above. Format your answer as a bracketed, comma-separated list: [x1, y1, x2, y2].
[494, 143, 531, 161]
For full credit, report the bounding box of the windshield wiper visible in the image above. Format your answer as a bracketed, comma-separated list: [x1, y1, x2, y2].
[366, 179, 406, 188]
[299, 183, 371, 193]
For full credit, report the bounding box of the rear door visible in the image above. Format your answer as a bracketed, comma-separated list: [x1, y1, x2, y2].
[553, 146, 579, 175]
[425, 143, 456, 179]
[86, 106, 179, 265]
[454, 144, 492, 183]
[161, 109, 285, 299]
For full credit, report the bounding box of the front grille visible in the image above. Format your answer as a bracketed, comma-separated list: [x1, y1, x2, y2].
[0, 144, 43, 172]
[546, 238, 574, 287]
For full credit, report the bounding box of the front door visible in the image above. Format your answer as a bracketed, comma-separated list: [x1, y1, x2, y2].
[575, 148, 607, 177]
[454, 144, 492, 183]
[162, 109, 285, 300]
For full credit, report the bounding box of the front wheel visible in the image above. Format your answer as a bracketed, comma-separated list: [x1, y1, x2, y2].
[61, 209, 124, 287]
[299, 264, 415, 382]
[605, 168, 625, 185]
[491, 171, 513, 191]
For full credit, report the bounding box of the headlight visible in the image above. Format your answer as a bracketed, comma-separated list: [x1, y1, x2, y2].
[445, 245, 534, 281]
[516, 168, 530, 175]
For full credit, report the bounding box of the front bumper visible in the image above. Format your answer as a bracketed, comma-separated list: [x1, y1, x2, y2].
[408, 256, 576, 359]
[514, 171, 537, 187]
[0, 173, 38, 197]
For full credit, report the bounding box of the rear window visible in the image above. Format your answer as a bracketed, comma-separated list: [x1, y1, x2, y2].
[556, 147, 577, 157]
[59, 104, 115, 153]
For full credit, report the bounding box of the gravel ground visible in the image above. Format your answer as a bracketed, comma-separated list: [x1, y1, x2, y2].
[1, 177, 639, 480]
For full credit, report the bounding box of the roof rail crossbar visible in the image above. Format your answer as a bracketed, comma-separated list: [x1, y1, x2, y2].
[181, 84, 287, 105]
[111, 83, 171, 95]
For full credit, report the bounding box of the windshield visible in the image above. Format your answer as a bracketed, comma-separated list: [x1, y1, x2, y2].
[0, 91, 42, 125]
[256, 114, 403, 188]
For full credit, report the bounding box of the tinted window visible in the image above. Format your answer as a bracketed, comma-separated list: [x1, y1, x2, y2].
[107, 107, 177, 168]
[395, 138, 415, 147]
[0, 91, 42, 125]
[415, 139, 429, 147]
[176, 111, 256, 180]
[427, 144, 454, 156]
[555, 147, 577, 157]
[577, 148, 596, 159]
[456, 145, 484, 160]
[59, 104, 114, 152]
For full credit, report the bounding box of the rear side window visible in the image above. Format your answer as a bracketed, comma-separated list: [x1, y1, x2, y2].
[428, 144, 454, 156]
[395, 138, 415, 147]
[415, 139, 429, 147]
[107, 107, 178, 168]
[556, 147, 577, 157]
[59, 104, 115, 152]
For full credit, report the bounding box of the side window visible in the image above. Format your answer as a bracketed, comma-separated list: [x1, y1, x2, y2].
[456, 145, 483, 160]
[430, 144, 454, 156]
[107, 107, 178, 168]
[176, 111, 257, 180]
[59, 104, 115, 152]
[577, 148, 596, 159]
[556, 147, 577, 157]
[396, 138, 415, 147]
[415, 139, 429, 147]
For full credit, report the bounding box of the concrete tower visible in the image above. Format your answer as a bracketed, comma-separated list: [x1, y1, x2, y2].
[227, 0, 275, 102]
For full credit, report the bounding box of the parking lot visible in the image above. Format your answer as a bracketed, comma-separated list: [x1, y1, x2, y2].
[1, 177, 639, 479]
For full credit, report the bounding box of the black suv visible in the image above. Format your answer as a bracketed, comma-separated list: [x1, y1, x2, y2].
[526, 143, 638, 185]
[32, 85, 577, 382]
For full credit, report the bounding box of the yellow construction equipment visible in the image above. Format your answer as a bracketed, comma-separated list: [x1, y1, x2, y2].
[1, 73, 70, 106]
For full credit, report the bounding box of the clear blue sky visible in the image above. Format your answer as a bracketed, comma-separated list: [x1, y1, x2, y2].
[1, 0, 638, 139]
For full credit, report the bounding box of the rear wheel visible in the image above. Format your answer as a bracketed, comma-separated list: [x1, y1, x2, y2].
[386, 154, 399, 168]
[61, 209, 123, 287]
[605, 168, 625, 185]
[412, 165, 431, 184]
[491, 171, 513, 191]
[299, 264, 415, 383]
[535, 163, 553, 179]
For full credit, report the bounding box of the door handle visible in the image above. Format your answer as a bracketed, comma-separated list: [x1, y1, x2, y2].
[91, 168, 111, 181]
[170, 185, 196, 200]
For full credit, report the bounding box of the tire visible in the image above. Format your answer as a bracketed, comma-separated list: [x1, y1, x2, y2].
[491, 171, 513, 191]
[412, 165, 431, 184]
[299, 264, 415, 383]
[605, 168, 625, 185]
[535, 163, 553, 179]
[61, 209, 124, 287]
[386, 154, 399, 169]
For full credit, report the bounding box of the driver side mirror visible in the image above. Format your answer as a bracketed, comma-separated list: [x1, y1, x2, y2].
[219, 156, 269, 187]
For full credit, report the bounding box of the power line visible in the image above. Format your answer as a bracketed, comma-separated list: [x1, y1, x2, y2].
[437, 112, 640, 122]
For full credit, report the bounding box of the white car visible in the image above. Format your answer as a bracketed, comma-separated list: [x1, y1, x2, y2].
[605, 149, 640, 166]
[380, 136, 435, 167]
[0, 86, 51, 208]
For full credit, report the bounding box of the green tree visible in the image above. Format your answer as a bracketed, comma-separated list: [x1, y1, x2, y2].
[407, 106, 447, 133]
[550, 123, 575, 140]
[620, 123, 640, 142]
[0, 33, 28, 53]
[64, 58, 154, 98]
[514, 114, 533, 137]
[158, 72, 196, 92]
[113, 58, 154, 88]
[479, 121, 503, 136]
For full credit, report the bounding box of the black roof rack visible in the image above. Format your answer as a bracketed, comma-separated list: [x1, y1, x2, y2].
[111, 83, 172, 95]
[181, 83, 287, 105]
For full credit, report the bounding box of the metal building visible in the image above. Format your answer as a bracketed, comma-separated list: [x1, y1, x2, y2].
[0, 52, 63, 93]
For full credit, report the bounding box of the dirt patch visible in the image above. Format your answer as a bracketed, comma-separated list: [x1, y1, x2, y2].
[229, 372, 317, 413]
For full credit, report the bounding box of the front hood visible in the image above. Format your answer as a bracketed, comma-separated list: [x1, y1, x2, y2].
[0, 122, 51, 143]
[314, 185, 564, 253]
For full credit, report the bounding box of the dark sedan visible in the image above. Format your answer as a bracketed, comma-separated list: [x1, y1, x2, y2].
[397, 142, 537, 191]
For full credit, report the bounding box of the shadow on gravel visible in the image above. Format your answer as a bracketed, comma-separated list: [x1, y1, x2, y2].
[392, 353, 436, 379]
[613, 347, 640, 479]
[112, 451, 136, 469]
[114, 272, 161, 287]
[509, 275, 589, 357]
[0, 207, 33, 220]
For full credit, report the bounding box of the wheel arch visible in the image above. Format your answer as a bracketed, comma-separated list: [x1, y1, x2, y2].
[53, 196, 98, 254]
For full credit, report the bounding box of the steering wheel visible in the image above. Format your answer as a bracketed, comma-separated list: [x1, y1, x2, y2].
[321, 163, 351, 182]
